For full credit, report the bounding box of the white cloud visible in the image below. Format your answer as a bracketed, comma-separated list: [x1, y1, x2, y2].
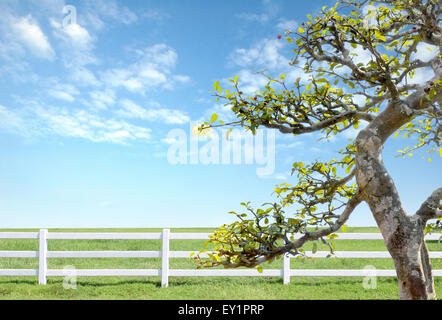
[141, 9, 169, 22]
[93, 0, 137, 25]
[50, 18, 94, 51]
[412, 42, 439, 63]
[277, 141, 303, 149]
[285, 62, 311, 85]
[225, 35, 300, 96]
[103, 68, 142, 91]
[0, 105, 23, 130]
[347, 44, 374, 66]
[48, 15, 99, 88]
[276, 19, 298, 31]
[407, 67, 435, 85]
[230, 38, 288, 70]
[262, 0, 280, 17]
[48, 83, 80, 102]
[143, 43, 178, 69]
[236, 13, 269, 23]
[236, 0, 279, 24]
[101, 43, 190, 93]
[233, 69, 269, 95]
[35, 107, 151, 144]
[11, 15, 55, 60]
[161, 136, 180, 144]
[138, 66, 167, 85]
[116, 99, 190, 124]
[118, 99, 147, 118]
[0, 103, 152, 144]
[69, 67, 101, 87]
[257, 172, 288, 181]
[173, 74, 191, 84]
[48, 91, 74, 102]
[88, 89, 116, 109]
[81, 12, 106, 31]
[393, 44, 438, 87]
[78, 0, 138, 33]
[27, 0, 66, 17]
[274, 174, 287, 180]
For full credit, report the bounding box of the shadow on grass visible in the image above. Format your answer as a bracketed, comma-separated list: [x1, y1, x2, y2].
[0, 278, 162, 288]
[289, 277, 398, 286]
[0, 275, 404, 288]
[73, 279, 162, 288]
[0, 279, 38, 285]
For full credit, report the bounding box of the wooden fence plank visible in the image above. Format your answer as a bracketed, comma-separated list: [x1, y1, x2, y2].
[0, 230, 440, 286]
[38, 229, 48, 285]
[161, 229, 170, 288]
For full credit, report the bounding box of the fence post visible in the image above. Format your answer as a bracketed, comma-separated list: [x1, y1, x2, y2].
[282, 253, 290, 285]
[38, 229, 48, 285]
[161, 229, 170, 288]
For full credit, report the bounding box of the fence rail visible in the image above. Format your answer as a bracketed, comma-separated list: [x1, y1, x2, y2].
[0, 229, 440, 287]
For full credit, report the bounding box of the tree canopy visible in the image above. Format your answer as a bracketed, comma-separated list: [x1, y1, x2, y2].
[192, 0, 441, 299]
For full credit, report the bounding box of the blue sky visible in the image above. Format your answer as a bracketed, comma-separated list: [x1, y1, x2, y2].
[0, 0, 440, 229]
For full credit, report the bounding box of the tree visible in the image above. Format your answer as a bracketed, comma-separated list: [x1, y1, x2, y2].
[193, 0, 441, 300]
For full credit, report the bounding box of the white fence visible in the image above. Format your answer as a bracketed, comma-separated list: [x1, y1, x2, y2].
[0, 229, 440, 287]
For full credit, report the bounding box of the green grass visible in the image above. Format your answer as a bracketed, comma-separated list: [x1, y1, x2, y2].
[0, 227, 440, 300]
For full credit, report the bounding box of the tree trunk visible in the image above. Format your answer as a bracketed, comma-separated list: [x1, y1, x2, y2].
[355, 100, 437, 300]
[366, 199, 436, 299]
[386, 223, 436, 300]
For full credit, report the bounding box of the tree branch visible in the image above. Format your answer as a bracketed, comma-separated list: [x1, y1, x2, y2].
[286, 190, 363, 252]
[416, 187, 442, 221]
[263, 110, 375, 135]
[215, 190, 363, 268]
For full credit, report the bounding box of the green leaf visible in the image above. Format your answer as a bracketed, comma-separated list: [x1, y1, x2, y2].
[213, 81, 221, 94]
[233, 76, 238, 85]
[312, 242, 317, 254]
[298, 27, 305, 33]
[226, 127, 233, 140]
[328, 234, 338, 240]
[210, 113, 218, 123]
[257, 266, 263, 273]
[375, 30, 386, 42]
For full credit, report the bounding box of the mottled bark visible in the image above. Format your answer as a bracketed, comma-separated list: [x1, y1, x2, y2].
[420, 241, 436, 299]
[355, 95, 440, 300]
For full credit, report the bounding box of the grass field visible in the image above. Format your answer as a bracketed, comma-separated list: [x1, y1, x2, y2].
[0, 227, 440, 300]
